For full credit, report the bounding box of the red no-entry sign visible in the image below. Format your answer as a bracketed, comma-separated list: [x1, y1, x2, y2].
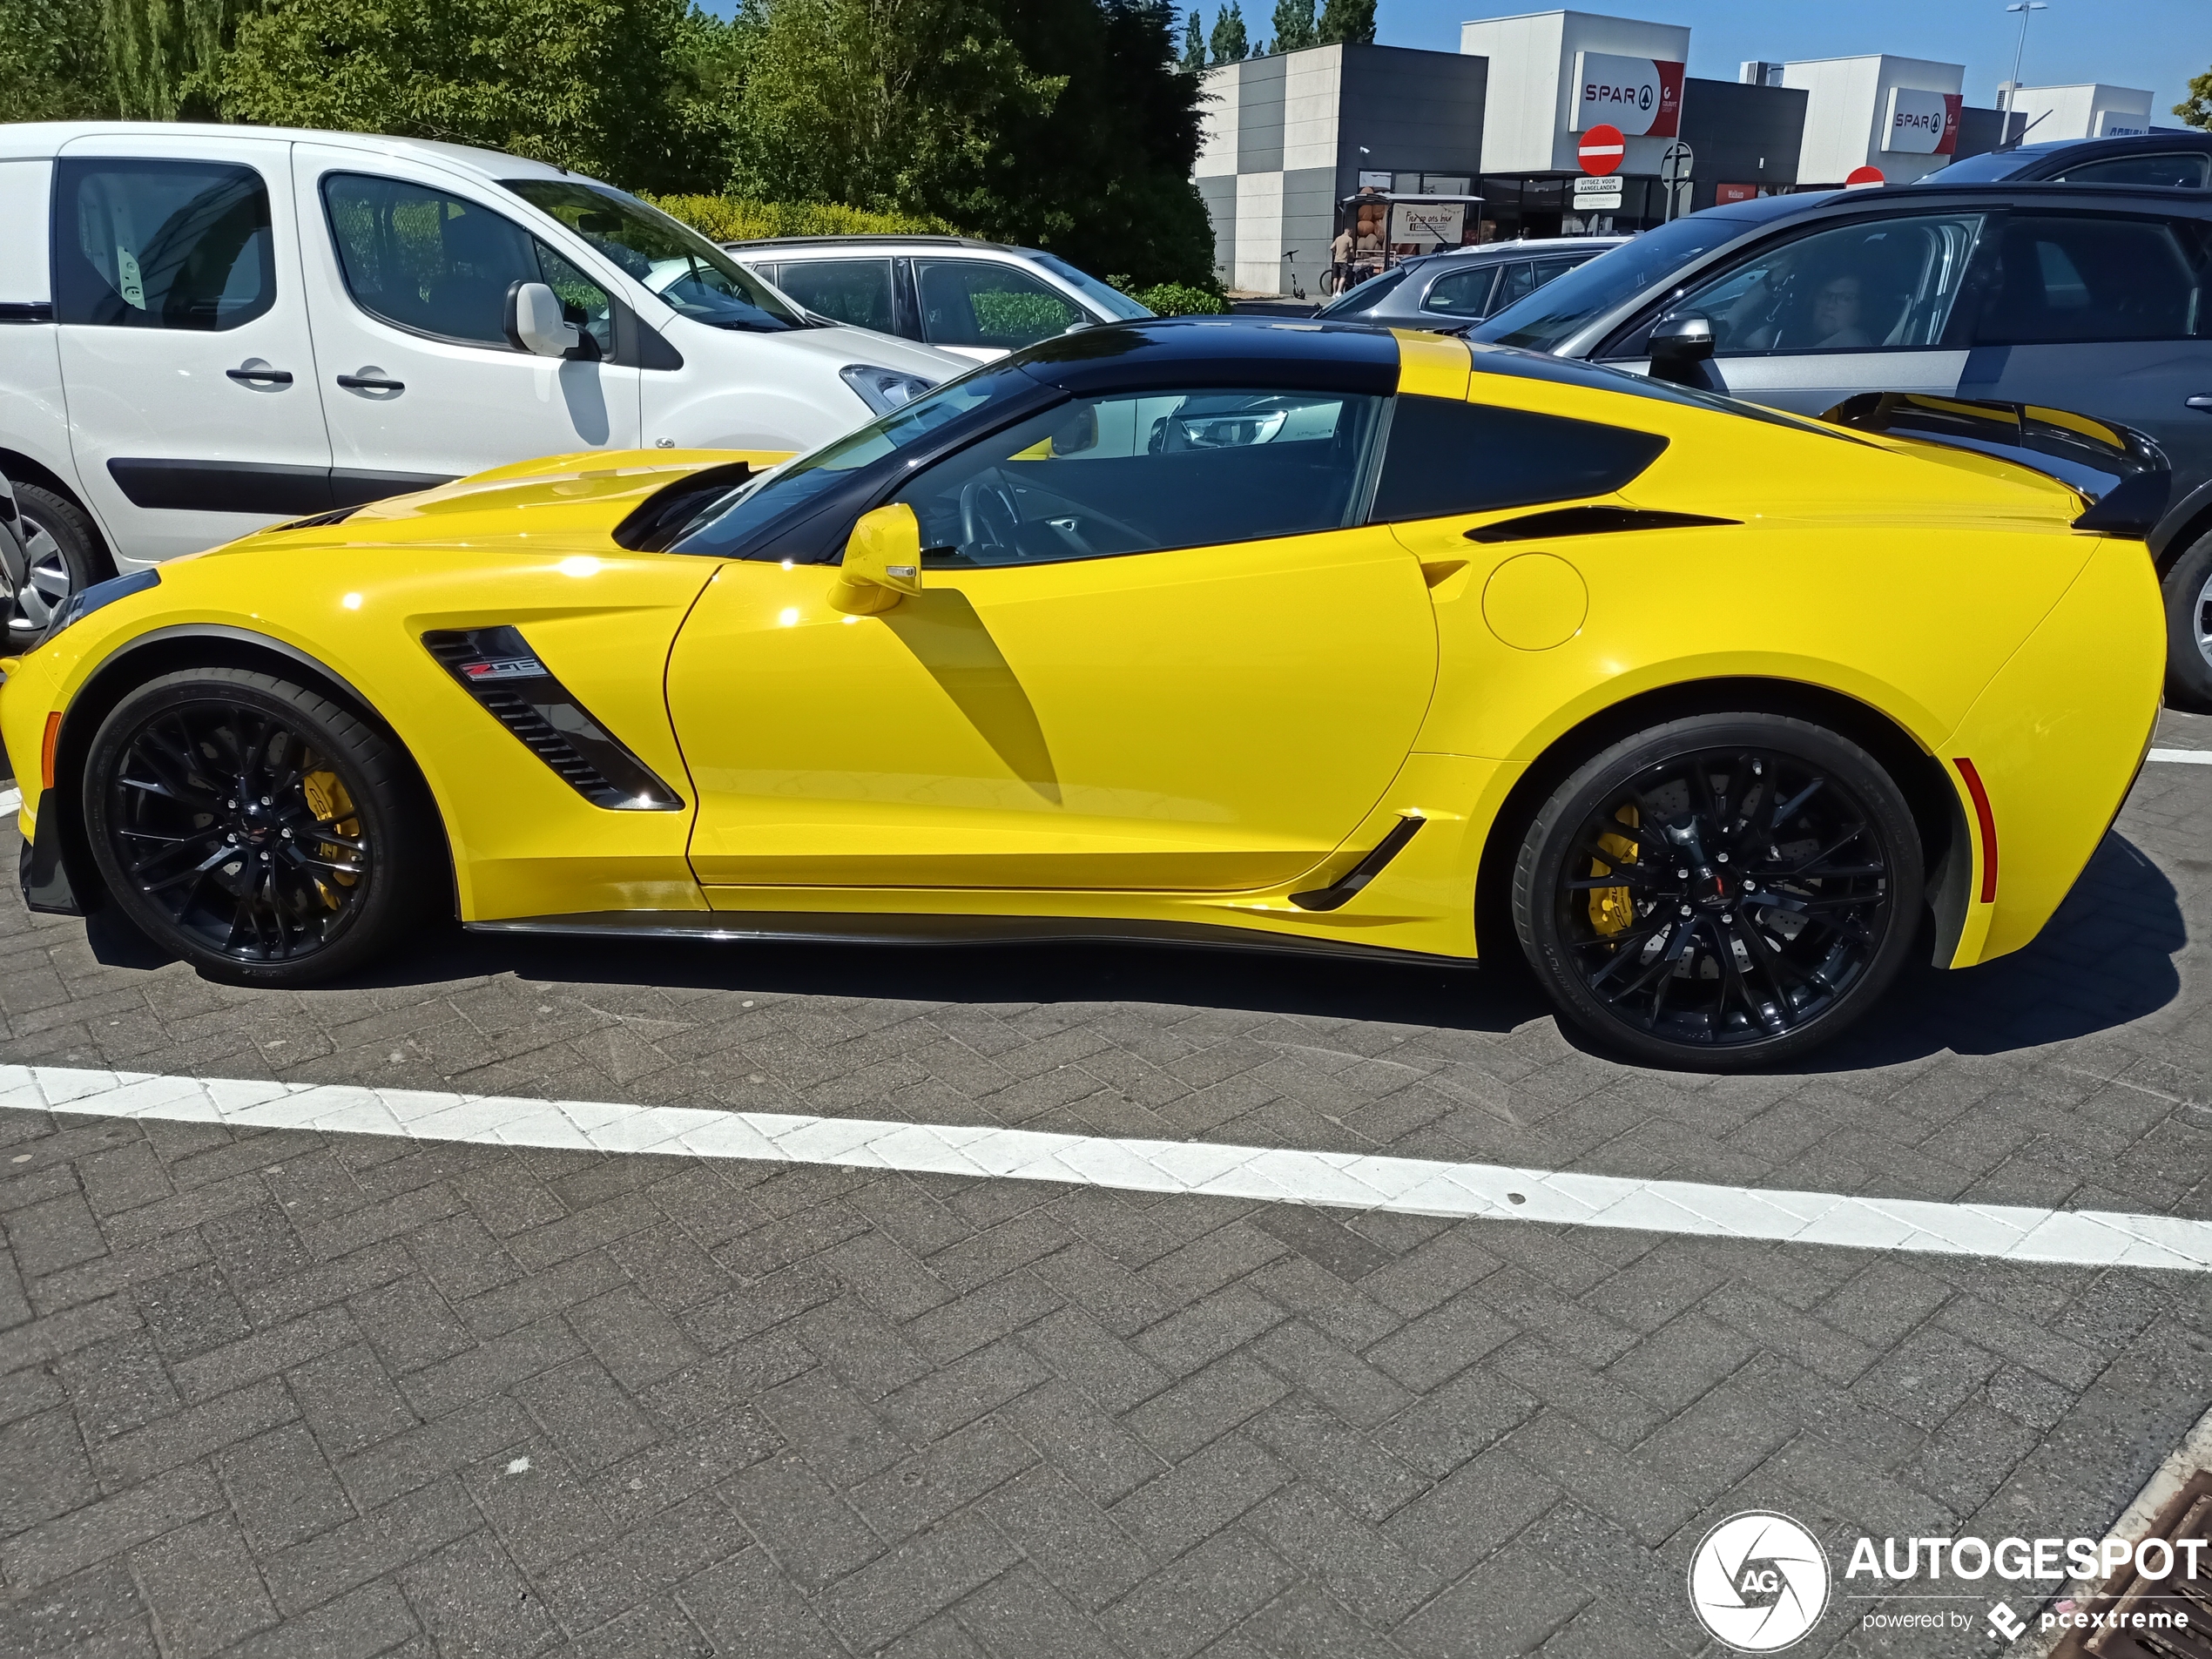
[1845, 165, 1886, 188]
[1579, 124, 1626, 176]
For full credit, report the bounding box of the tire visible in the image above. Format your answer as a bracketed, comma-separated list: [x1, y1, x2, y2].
[82, 668, 435, 987]
[10, 484, 108, 644]
[1511, 713, 1924, 1070]
[2161, 529, 2212, 711]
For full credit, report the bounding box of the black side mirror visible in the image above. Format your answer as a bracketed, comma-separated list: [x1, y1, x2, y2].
[1648, 314, 1716, 388]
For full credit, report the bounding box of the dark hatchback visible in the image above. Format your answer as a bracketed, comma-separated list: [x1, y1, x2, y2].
[1471, 172, 2212, 704]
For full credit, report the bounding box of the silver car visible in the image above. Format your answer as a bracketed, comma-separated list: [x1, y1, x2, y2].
[1313, 236, 1629, 331]
[725, 235, 1152, 362]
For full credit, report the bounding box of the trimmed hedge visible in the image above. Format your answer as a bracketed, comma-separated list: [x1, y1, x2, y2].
[643, 193, 961, 243]
[1122, 280, 1227, 316]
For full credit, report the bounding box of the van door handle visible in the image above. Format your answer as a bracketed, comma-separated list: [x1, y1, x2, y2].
[226, 366, 293, 385]
[2187, 395, 2212, 412]
[335, 374, 405, 392]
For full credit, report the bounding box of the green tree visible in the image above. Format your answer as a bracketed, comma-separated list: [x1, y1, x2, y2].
[2177, 68, 2212, 129]
[1270, 0, 1313, 52]
[213, 0, 725, 192]
[0, 0, 112, 118]
[1315, 0, 1371, 45]
[1208, 1, 1245, 64]
[1179, 5, 1204, 72]
[100, 0, 262, 119]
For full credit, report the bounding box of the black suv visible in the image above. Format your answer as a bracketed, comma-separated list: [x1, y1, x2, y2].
[1472, 169, 2212, 704]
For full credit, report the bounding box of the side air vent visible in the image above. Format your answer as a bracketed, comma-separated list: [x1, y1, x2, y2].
[1465, 506, 1740, 543]
[422, 626, 683, 811]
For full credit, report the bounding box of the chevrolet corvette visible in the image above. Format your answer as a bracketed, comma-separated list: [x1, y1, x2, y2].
[0, 321, 2167, 1068]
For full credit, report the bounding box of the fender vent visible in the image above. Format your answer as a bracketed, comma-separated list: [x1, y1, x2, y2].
[423, 626, 683, 812]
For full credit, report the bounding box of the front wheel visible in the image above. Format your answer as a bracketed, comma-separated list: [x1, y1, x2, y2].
[1512, 714, 1924, 1070]
[2161, 530, 2212, 711]
[11, 483, 106, 643]
[83, 669, 435, 986]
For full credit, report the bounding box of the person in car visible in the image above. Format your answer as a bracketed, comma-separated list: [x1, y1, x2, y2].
[1809, 271, 1873, 348]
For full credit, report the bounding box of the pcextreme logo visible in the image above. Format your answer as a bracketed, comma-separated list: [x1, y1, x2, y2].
[1689, 1512, 1832, 1652]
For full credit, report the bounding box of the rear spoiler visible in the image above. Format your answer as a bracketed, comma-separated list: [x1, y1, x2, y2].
[1820, 393, 2169, 536]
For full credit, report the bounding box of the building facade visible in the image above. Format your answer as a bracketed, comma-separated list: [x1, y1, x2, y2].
[1194, 44, 1487, 300]
[2000, 82, 2158, 142]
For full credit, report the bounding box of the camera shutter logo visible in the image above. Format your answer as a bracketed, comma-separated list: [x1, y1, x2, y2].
[1689, 1512, 1831, 1652]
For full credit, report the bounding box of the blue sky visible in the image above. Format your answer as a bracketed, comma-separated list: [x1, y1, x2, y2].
[1345, 1, 2204, 116]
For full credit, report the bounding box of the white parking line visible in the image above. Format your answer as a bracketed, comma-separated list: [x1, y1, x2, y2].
[5, 1064, 2208, 1272]
[0, 786, 17, 813]
[2148, 748, 2212, 765]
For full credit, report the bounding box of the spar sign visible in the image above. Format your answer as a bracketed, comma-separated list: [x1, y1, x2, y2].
[1883, 87, 1963, 155]
[1572, 51, 1684, 138]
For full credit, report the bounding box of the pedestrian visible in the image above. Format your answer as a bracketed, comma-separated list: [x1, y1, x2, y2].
[1329, 226, 1353, 295]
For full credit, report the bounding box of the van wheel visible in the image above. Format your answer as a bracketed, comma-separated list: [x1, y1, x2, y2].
[11, 484, 107, 643]
[82, 669, 435, 987]
[1512, 713, 1923, 1070]
[2161, 530, 2212, 711]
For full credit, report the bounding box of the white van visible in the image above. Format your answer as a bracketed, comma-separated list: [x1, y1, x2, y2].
[0, 122, 966, 636]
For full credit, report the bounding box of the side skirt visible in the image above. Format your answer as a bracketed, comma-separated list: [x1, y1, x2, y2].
[464, 909, 1474, 968]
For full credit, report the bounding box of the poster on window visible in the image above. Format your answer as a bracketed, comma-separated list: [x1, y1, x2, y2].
[1883, 87, 1963, 154]
[1571, 51, 1684, 138]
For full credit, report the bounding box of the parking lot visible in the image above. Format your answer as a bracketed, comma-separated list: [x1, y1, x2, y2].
[0, 710, 2208, 1659]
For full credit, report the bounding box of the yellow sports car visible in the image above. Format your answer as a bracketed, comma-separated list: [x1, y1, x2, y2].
[0, 322, 2166, 1069]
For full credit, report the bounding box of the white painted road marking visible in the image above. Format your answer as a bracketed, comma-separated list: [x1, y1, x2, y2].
[4, 1064, 2208, 1272]
[0, 786, 17, 813]
[2148, 748, 2212, 765]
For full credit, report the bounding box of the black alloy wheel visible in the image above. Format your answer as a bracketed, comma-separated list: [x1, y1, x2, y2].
[84, 669, 433, 986]
[1514, 714, 1923, 1069]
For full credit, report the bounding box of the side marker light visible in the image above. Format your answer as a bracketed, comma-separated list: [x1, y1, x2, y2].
[40, 711, 62, 790]
[1953, 757, 1998, 902]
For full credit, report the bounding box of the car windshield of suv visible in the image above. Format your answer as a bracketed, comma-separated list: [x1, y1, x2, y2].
[1034, 253, 1154, 320]
[672, 360, 1035, 556]
[1471, 216, 1751, 351]
[503, 179, 806, 332]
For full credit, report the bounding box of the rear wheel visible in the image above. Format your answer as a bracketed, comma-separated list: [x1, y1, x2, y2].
[1513, 713, 1923, 1069]
[83, 669, 433, 986]
[2161, 529, 2212, 711]
[10, 483, 106, 643]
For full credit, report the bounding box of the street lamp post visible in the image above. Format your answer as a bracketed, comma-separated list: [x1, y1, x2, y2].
[2002, 1, 2047, 117]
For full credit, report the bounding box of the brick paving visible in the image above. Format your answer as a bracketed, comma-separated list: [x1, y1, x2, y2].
[0, 715, 2209, 1657]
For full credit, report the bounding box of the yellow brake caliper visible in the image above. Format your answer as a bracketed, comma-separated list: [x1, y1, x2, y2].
[1588, 805, 1639, 936]
[301, 768, 361, 910]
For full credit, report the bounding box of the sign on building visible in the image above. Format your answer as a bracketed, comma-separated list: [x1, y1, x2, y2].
[1388, 201, 1466, 246]
[1571, 51, 1684, 138]
[1882, 87, 1963, 154]
[1571, 173, 1623, 209]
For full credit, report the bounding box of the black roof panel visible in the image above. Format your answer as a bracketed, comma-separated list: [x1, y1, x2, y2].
[1009, 316, 1403, 396]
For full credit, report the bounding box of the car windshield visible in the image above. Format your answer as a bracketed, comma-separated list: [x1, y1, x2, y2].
[1034, 253, 1154, 320]
[1470, 216, 1753, 351]
[1317, 266, 1413, 317]
[502, 179, 806, 332]
[671, 361, 1035, 556]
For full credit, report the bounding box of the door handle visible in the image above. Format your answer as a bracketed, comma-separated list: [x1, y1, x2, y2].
[335, 374, 405, 392]
[226, 367, 293, 385]
[2187, 395, 2212, 413]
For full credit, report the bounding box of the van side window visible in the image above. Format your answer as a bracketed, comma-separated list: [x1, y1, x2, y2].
[1369, 396, 1667, 522]
[54, 159, 275, 331]
[321, 174, 612, 353]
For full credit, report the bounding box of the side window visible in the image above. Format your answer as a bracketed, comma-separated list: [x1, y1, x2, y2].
[891, 388, 1384, 565]
[1369, 396, 1668, 523]
[1673, 213, 1986, 355]
[1490, 261, 1541, 313]
[321, 173, 607, 352]
[1534, 256, 1588, 290]
[1421, 266, 1499, 318]
[1967, 214, 2209, 345]
[916, 261, 1083, 350]
[772, 260, 897, 333]
[2049, 154, 2209, 189]
[54, 158, 275, 330]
